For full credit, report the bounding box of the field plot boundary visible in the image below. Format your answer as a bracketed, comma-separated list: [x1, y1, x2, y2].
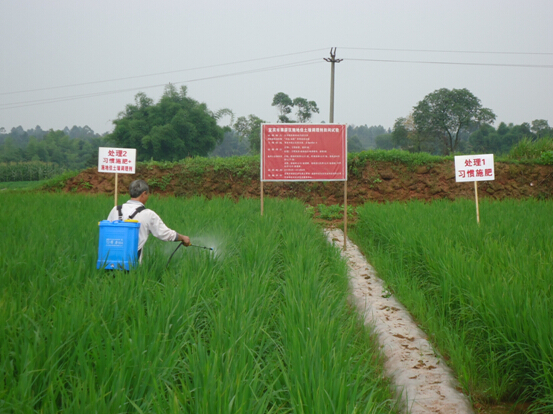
[325, 228, 473, 414]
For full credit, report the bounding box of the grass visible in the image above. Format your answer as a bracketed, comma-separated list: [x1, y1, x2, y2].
[0, 181, 46, 190]
[350, 198, 553, 412]
[0, 192, 397, 413]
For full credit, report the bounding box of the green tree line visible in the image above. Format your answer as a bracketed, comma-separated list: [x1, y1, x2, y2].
[1, 86, 550, 181]
[381, 88, 552, 155]
[0, 129, 108, 170]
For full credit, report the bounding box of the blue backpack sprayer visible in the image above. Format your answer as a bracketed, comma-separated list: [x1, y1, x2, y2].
[97, 205, 144, 270]
[97, 205, 214, 270]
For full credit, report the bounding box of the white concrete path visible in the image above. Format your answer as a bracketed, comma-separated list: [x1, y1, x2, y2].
[325, 228, 474, 414]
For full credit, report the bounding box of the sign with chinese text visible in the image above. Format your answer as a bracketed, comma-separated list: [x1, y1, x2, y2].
[98, 147, 136, 174]
[261, 124, 347, 181]
[454, 154, 494, 182]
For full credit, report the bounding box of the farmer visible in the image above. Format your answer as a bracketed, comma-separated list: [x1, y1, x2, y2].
[107, 179, 190, 262]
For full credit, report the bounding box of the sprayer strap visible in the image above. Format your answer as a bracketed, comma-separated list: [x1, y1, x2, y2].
[116, 205, 145, 221]
[129, 206, 146, 219]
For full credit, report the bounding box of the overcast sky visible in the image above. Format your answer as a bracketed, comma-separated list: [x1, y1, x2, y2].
[1, 0, 551, 135]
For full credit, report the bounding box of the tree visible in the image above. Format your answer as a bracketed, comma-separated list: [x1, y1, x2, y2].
[108, 84, 225, 161]
[271, 93, 319, 123]
[392, 115, 439, 153]
[272, 93, 294, 123]
[234, 115, 266, 153]
[412, 88, 496, 155]
[531, 119, 551, 138]
[209, 130, 249, 157]
[347, 125, 387, 149]
[391, 117, 411, 150]
[0, 136, 22, 162]
[469, 122, 534, 155]
[292, 97, 320, 123]
[347, 135, 363, 153]
[375, 133, 394, 150]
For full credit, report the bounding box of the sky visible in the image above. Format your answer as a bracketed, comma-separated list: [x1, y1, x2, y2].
[1, 0, 552, 136]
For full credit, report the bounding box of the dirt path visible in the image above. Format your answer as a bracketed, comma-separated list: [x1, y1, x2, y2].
[325, 228, 474, 414]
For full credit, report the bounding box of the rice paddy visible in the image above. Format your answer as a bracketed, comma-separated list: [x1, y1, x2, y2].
[0, 193, 396, 413]
[351, 198, 553, 412]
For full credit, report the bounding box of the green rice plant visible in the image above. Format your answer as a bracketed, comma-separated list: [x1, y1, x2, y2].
[0, 180, 46, 190]
[351, 199, 553, 411]
[0, 192, 398, 413]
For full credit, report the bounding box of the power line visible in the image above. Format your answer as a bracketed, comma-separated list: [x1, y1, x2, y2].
[0, 49, 328, 96]
[0, 59, 322, 110]
[339, 46, 553, 56]
[2, 48, 552, 112]
[345, 58, 553, 69]
[3, 46, 550, 97]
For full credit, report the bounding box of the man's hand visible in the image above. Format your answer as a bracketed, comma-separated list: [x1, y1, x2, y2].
[177, 234, 191, 246]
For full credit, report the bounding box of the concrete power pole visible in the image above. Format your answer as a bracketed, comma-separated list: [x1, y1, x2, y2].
[324, 48, 347, 250]
[324, 48, 343, 123]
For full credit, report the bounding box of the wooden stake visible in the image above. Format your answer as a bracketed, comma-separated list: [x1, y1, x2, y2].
[260, 181, 264, 216]
[343, 181, 348, 250]
[474, 181, 480, 225]
[114, 173, 119, 207]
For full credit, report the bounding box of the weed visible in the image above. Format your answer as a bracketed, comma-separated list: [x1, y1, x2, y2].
[148, 174, 173, 191]
[317, 204, 354, 220]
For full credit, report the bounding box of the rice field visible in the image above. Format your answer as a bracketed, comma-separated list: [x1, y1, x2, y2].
[0, 193, 397, 413]
[351, 198, 553, 412]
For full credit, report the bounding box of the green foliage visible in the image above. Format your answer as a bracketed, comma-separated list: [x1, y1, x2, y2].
[142, 159, 178, 170]
[38, 170, 81, 192]
[0, 181, 46, 190]
[0, 193, 397, 412]
[233, 114, 266, 154]
[413, 88, 496, 155]
[352, 199, 553, 409]
[108, 84, 225, 161]
[0, 128, 106, 170]
[391, 116, 438, 153]
[541, 151, 553, 164]
[317, 204, 354, 220]
[470, 122, 535, 155]
[271, 92, 294, 123]
[531, 119, 551, 138]
[347, 125, 387, 149]
[509, 136, 553, 163]
[209, 130, 249, 157]
[148, 174, 173, 191]
[374, 133, 394, 150]
[78, 179, 93, 189]
[347, 135, 364, 153]
[271, 92, 320, 123]
[292, 96, 320, 123]
[348, 149, 445, 172]
[0, 161, 66, 182]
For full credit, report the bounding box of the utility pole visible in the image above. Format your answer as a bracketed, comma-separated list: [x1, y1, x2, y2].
[324, 47, 343, 123]
[324, 48, 347, 250]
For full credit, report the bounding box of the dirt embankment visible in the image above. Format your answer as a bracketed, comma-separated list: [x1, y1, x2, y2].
[63, 161, 553, 205]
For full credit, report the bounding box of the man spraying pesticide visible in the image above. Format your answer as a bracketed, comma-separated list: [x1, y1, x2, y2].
[97, 179, 191, 270]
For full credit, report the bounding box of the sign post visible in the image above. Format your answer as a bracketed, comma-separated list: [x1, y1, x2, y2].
[454, 154, 495, 224]
[261, 124, 348, 247]
[98, 147, 137, 206]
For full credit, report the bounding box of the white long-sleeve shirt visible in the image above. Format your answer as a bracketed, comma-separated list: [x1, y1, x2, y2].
[107, 200, 178, 254]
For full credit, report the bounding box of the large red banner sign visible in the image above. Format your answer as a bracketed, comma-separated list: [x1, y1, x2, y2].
[261, 124, 347, 181]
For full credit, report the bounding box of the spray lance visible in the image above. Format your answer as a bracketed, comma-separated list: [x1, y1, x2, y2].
[165, 241, 214, 269]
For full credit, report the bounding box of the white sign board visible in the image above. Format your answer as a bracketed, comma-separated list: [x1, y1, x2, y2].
[454, 154, 495, 182]
[98, 147, 137, 174]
